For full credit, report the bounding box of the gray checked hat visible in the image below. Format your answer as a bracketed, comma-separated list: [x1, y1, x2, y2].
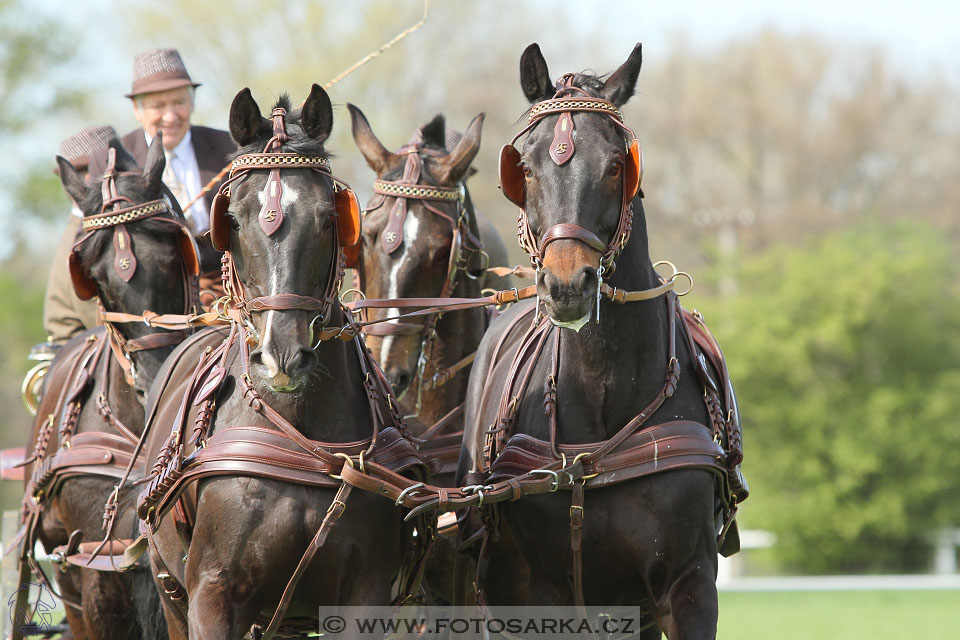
[57, 124, 118, 171]
[126, 47, 201, 98]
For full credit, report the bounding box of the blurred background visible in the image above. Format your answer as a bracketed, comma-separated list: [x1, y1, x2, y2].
[1, 0, 958, 627]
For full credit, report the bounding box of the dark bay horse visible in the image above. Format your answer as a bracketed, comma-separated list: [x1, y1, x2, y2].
[348, 106, 517, 603]
[17, 135, 198, 640]
[348, 106, 504, 458]
[458, 44, 747, 639]
[138, 87, 429, 639]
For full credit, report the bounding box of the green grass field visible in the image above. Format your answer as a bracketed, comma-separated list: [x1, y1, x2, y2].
[717, 590, 956, 639]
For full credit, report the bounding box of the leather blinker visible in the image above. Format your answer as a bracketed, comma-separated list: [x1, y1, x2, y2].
[69, 250, 98, 301]
[209, 188, 231, 251]
[498, 144, 526, 209]
[113, 225, 137, 282]
[335, 187, 362, 247]
[258, 169, 285, 237]
[177, 228, 201, 276]
[625, 138, 643, 200]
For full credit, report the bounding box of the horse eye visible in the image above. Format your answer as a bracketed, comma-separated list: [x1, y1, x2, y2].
[521, 162, 533, 178]
[227, 214, 240, 230]
[608, 162, 622, 178]
[321, 215, 334, 231]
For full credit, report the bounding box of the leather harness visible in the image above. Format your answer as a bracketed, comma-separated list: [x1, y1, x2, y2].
[135, 110, 434, 639]
[13, 152, 206, 613]
[356, 133, 488, 475]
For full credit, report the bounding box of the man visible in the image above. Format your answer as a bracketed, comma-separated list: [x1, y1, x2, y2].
[42, 125, 118, 342]
[87, 47, 235, 276]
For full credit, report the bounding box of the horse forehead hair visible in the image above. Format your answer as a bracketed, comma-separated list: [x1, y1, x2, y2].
[256, 176, 300, 210]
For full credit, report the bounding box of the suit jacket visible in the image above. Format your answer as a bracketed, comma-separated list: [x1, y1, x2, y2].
[87, 126, 236, 273]
[43, 215, 101, 341]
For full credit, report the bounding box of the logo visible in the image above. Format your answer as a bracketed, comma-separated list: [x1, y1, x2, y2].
[8, 583, 55, 634]
[119, 258, 131, 270]
[264, 210, 277, 222]
[385, 231, 398, 244]
[555, 142, 568, 155]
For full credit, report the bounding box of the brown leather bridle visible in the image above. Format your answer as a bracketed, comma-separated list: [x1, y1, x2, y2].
[70, 148, 202, 385]
[358, 138, 486, 412]
[208, 108, 361, 345]
[499, 74, 643, 275]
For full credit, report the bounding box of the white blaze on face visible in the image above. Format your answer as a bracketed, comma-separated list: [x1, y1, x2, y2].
[256, 179, 302, 377]
[380, 213, 421, 364]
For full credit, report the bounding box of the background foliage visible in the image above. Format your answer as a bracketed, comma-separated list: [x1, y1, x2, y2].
[0, 0, 957, 574]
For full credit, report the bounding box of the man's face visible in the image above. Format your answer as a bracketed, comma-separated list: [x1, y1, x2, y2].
[132, 86, 193, 150]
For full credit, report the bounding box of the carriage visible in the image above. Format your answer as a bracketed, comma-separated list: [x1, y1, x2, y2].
[8, 43, 746, 640]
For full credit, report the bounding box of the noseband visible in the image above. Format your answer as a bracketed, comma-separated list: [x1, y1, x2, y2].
[210, 108, 361, 343]
[499, 74, 643, 274]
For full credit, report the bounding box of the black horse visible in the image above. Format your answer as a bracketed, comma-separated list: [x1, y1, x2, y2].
[458, 44, 746, 639]
[17, 135, 197, 640]
[138, 86, 429, 640]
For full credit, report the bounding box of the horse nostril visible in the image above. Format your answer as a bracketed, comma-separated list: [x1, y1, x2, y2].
[389, 370, 412, 397]
[289, 348, 318, 376]
[577, 266, 599, 298]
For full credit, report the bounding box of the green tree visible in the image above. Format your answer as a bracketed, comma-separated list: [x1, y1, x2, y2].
[697, 220, 960, 573]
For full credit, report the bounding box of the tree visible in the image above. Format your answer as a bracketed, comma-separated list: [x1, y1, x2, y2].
[694, 219, 960, 573]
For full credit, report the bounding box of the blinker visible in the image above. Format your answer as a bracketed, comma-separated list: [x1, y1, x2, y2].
[498, 144, 525, 208]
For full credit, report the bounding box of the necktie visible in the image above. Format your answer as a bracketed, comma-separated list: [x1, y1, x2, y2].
[163, 150, 188, 209]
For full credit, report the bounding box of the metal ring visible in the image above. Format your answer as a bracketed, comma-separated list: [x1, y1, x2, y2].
[672, 271, 694, 296]
[329, 452, 355, 480]
[652, 260, 678, 281]
[395, 482, 425, 506]
[465, 250, 490, 280]
[571, 452, 599, 480]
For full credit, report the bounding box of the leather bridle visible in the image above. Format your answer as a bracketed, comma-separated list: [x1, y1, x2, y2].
[499, 74, 643, 276]
[209, 108, 361, 345]
[71, 147, 201, 386]
[358, 138, 486, 412]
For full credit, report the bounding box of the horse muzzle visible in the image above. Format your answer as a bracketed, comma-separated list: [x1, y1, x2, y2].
[536, 262, 599, 330]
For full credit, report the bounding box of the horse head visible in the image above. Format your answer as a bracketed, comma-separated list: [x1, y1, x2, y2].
[59, 135, 199, 399]
[219, 86, 358, 393]
[349, 105, 484, 398]
[501, 43, 643, 330]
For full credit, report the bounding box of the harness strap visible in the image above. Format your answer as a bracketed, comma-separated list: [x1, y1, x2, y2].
[259, 481, 352, 640]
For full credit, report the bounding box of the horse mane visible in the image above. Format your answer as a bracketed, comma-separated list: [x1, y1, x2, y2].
[231, 94, 335, 160]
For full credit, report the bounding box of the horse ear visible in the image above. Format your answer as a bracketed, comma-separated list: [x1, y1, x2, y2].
[520, 43, 553, 103]
[301, 83, 333, 142]
[420, 114, 445, 148]
[436, 112, 483, 186]
[141, 134, 165, 187]
[348, 103, 396, 176]
[602, 43, 643, 107]
[56, 156, 87, 204]
[111, 137, 139, 173]
[229, 88, 267, 146]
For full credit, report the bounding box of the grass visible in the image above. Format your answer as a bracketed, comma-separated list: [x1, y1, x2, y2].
[718, 590, 955, 640]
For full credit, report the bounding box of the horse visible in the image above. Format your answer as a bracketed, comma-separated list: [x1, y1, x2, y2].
[136, 86, 430, 640]
[16, 134, 200, 640]
[347, 106, 517, 603]
[457, 43, 747, 639]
